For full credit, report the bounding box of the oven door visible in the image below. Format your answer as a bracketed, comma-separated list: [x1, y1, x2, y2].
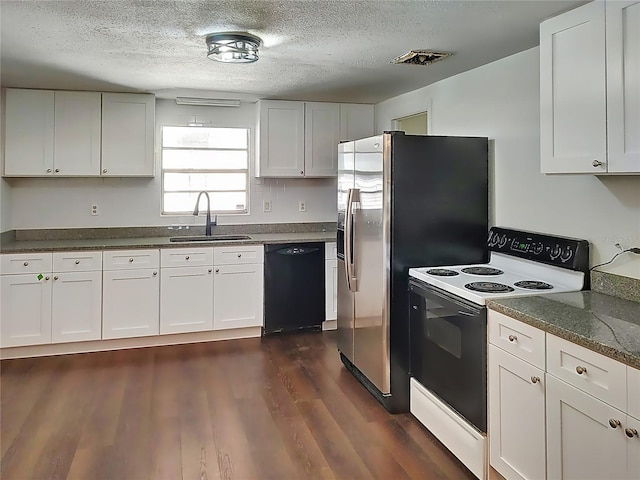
[409, 278, 487, 433]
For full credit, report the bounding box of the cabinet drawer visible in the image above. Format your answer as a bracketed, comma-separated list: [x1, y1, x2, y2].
[488, 310, 545, 369]
[103, 249, 159, 270]
[547, 333, 627, 411]
[53, 251, 102, 272]
[325, 242, 337, 260]
[629, 366, 640, 421]
[214, 245, 263, 265]
[1, 252, 52, 274]
[161, 247, 214, 267]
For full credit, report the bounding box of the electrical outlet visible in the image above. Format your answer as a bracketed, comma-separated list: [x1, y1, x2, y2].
[263, 200, 272, 213]
[298, 201, 306, 212]
[91, 204, 99, 216]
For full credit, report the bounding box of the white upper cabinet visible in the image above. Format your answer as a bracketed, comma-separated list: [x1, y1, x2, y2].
[53, 91, 102, 176]
[256, 100, 373, 177]
[4, 89, 55, 176]
[339, 103, 375, 142]
[3, 89, 155, 177]
[540, 1, 640, 174]
[304, 102, 341, 177]
[101, 93, 155, 176]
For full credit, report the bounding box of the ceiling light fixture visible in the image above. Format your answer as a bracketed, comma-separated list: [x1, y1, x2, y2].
[205, 32, 262, 63]
[175, 97, 241, 107]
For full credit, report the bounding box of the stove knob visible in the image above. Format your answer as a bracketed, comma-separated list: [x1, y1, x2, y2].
[550, 245, 562, 260]
[560, 247, 574, 262]
[533, 243, 544, 255]
[498, 234, 508, 248]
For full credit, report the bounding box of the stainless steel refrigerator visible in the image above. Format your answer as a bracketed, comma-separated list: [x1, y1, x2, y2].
[337, 131, 488, 413]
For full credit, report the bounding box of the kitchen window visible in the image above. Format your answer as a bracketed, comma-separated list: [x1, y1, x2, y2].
[161, 126, 249, 214]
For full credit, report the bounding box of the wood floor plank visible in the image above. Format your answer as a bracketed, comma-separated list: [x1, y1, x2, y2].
[0, 330, 477, 480]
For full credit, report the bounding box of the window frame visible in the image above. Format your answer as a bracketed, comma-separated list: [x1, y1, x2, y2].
[160, 124, 252, 216]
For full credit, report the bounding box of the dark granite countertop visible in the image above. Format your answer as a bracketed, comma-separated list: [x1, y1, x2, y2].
[487, 291, 640, 369]
[0, 231, 337, 253]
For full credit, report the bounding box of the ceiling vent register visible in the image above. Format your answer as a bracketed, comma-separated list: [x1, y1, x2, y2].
[390, 50, 452, 66]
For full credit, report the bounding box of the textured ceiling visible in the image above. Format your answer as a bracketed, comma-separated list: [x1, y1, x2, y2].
[0, 0, 586, 104]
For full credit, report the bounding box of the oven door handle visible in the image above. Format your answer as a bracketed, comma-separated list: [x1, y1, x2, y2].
[458, 310, 478, 317]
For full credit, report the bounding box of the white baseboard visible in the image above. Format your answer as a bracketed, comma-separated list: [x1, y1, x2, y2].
[0, 327, 262, 360]
[322, 319, 337, 330]
[410, 378, 486, 480]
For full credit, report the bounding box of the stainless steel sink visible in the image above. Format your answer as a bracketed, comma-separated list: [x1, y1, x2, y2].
[169, 235, 251, 242]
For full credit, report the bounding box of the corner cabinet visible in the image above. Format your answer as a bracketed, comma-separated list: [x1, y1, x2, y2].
[255, 100, 373, 178]
[3, 89, 155, 177]
[540, 1, 640, 174]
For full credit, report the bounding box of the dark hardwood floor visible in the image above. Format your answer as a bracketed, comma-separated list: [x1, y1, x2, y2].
[1, 331, 476, 480]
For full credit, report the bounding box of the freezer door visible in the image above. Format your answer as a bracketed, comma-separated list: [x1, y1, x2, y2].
[352, 134, 390, 394]
[337, 141, 354, 230]
[336, 258, 354, 362]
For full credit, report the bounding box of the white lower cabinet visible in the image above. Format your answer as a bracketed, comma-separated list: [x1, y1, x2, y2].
[546, 374, 628, 480]
[627, 415, 640, 478]
[51, 270, 102, 343]
[0, 273, 52, 347]
[102, 249, 159, 340]
[325, 259, 337, 321]
[489, 345, 546, 480]
[160, 266, 214, 334]
[213, 263, 264, 330]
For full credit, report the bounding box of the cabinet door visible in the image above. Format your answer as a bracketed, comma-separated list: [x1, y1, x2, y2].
[325, 259, 337, 321]
[540, 2, 607, 174]
[606, 1, 640, 173]
[213, 263, 264, 330]
[546, 374, 627, 480]
[51, 271, 102, 343]
[101, 93, 155, 176]
[489, 345, 546, 480]
[627, 415, 640, 479]
[102, 268, 159, 339]
[4, 89, 55, 176]
[0, 274, 52, 347]
[256, 100, 305, 177]
[304, 102, 340, 177]
[340, 104, 375, 142]
[629, 366, 640, 421]
[160, 266, 214, 334]
[53, 91, 102, 176]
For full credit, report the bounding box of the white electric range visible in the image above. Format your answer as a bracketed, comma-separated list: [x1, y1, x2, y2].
[407, 227, 590, 479]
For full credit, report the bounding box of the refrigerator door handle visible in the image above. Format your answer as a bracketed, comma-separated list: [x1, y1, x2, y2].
[347, 188, 360, 292]
[344, 188, 354, 292]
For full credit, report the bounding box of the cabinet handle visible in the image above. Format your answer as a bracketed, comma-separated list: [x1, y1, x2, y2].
[531, 376, 540, 384]
[508, 334, 517, 342]
[576, 366, 587, 375]
[75, 260, 80, 265]
[44, 276, 50, 281]
[592, 160, 603, 168]
[300, 170, 304, 175]
[152, 271, 158, 276]
[46, 168, 52, 173]
[103, 169, 108, 174]
[54, 168, 60, 173]
[185, 256, 190, 260]
[215, 268, 220, 273]
[53, 276, 59, 281]
[23, 261, 29, 266]
[625, 428, 639, 438]
[609, 419, 621, 429]
[237, 254, 242, 258]
[208, 268, 213, 273]
[129, 258, 134, 263]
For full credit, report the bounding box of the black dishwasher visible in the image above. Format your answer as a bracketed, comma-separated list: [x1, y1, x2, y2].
[264, 243, 325, 335]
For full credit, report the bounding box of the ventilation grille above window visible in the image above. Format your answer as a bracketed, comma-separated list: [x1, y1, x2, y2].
[390, 50, 452, 66]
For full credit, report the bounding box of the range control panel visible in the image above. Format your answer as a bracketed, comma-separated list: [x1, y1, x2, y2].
[488, 227, 590, 273]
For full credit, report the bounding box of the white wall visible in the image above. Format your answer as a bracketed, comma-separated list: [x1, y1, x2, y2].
[2, 99, 337, 230]
[376, 47, 640, 279]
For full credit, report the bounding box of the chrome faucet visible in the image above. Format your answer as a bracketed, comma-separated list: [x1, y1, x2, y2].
[193, 191, 217, 236]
